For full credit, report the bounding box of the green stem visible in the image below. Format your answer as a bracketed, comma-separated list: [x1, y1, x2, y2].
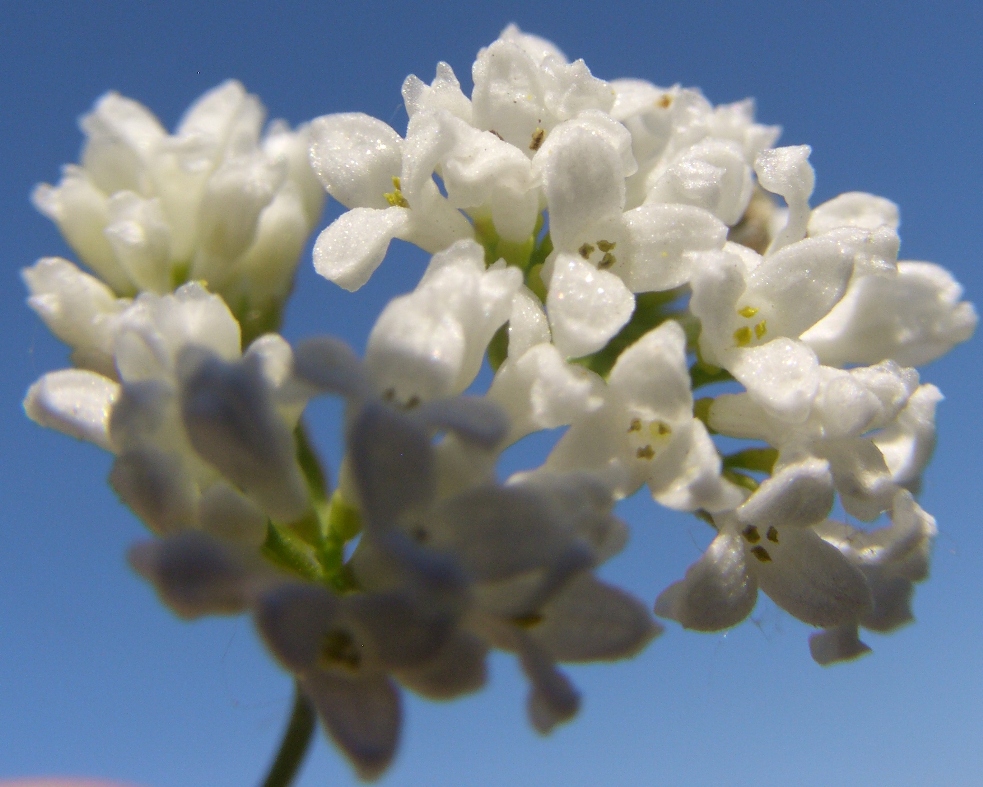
[260, 682, 317, 787]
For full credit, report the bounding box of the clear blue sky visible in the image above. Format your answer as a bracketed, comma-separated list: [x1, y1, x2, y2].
[2, 2, 981, 785]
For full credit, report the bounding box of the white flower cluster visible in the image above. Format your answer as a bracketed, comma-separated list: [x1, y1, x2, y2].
[23, 26, 976, 781]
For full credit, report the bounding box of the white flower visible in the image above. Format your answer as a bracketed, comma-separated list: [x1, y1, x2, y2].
[308, 112, 474, 290]
[808, 490, 936, 665]
[346, 402, 659, 734]
[655, 459, 872, 632]
[25, 283, 309, 542]
[33, 81, 323, 339]
[541, 321, 742, 510]
[709, 360, 922, 520]
[364, 239, 522, 405]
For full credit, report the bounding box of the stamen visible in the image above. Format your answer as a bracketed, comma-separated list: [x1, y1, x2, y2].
[636, 445, 655, 460]
[749, 545, 772, 563]
[383, 176, 409, 208]
[529, 127, 546, 151]
[738, 305, 759, 318]
[742, 525, 761, 543]
[628, 417, 642, 432]
[597, 240, 616, 252]
[766, 526, 779, 544]
[579, 243, 595, 259]
[599, 252, 616, 269]
[754, 321, 767, 340]
[733, 326, 752, 347]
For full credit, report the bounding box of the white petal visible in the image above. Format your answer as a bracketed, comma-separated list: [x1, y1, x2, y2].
[128, 532, 255, 619]
[654, 530, 758, 631]
[312, 206, 410, 291]
[730, 339, 821, 424]
[471, 39, 546, 150]
[808, 192, 899, 235]
[543, 400, 644, 498]
[104, 192, 173, 293]
[508, 286, 551, 359]
[540, 124, 625, 252]
[809, 625, 871, 666]
[402, 62, 473, 122]
[540, 60, 616, 123]
[109, 448, 196, 534]
[24, 369, 119, 450]
[32, 170, 131, 293]
[737, 458, 834, 530]
[546, 254, 634, 358]
[308, 113, 404, 209]
[293, 336, 373, 400]
[647, 139, 752, 226]
[609, 321, 691, 421]
[416, 396, 509, 449]
[179, 349, 309, 522]
[756, 527, 872, 627]
[301, 672, 401, 781]
[348, 402, 435, 530]
[801, 261, 977, 367]
[396, 630, 487, 699]
[747, 232, 856, 339]
[22, 257, 128, 376]
[650, 421, 745, 513]
[194, 151, 284, 264]
[489, 343, 602, 443]
[197, 481, 268, 545]
[620, 203, 727, 292]
[874, 384, 943, 488]
[530, 574, 660, 662]
[755, 145, 815, 252]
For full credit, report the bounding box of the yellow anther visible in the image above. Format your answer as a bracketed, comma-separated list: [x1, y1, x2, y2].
[733, 326, 752, 347]
[628, 418, 642, 432]
[754, 321, 767, 340]
[649, 421, 672, 438]
[766, 526, 779, 544]
[383, 176, 409, 208]
[658, 94, 673, 108]
[597, 240, 616, 252]
[749, 545, 772, 563]
[529, 127, 546, 151]
[636, 445, 655, 460]
[738, 305, 759, 318]
[578, 242, 595, 259]
[598, 252, 616, 269]
[742, 525, 761, 544]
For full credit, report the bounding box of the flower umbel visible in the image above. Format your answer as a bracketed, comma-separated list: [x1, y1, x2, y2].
[22, 24, 975, 785]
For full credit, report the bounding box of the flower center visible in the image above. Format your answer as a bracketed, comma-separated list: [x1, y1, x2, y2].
[319, 628, 363, 673]
[741, 524, 780, 562]
[578, 238, 618, 270]
[627, 416, 673, 460]
[732, 303, 768, 348]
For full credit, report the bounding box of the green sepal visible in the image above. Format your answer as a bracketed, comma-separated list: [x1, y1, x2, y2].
[722, 468, 759, 493]
[571, 289, 687, 378]
[723, 447, 778, 475]
[690, 361, 734, 389]
[262, 521, 324, 582]
[487, 322, 510, 372]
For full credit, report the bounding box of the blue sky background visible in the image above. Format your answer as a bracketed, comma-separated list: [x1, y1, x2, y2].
[2, 2, 981, 785]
